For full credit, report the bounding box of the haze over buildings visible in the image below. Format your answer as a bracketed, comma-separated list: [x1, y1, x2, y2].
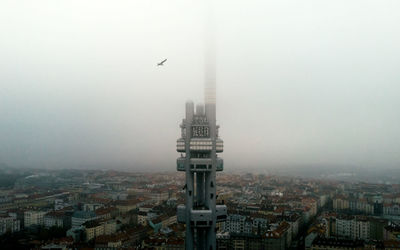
[1, 0, 400, 170]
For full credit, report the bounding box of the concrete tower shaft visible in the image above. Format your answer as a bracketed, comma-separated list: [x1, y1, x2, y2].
[176, 101, 226, 250]
[176, 1, 223, 248]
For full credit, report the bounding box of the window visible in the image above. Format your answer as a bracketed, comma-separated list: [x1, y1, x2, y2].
[197, 164, 207, 169]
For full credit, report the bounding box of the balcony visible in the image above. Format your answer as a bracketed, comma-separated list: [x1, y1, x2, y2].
[216, 139, 223, 153]
[176, 205, 214, 227]
[191, 209, 213, 227]
[190, 139, 212, 151]
[176, 138, 185, 152]
[177, 138, 223, 153]
[176, 157, 223, 172]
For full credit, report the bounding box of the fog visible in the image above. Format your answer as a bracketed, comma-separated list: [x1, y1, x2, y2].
[1, 0, 399, 170]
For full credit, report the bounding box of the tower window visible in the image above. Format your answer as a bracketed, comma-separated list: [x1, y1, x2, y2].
[210, 193, 214, 199]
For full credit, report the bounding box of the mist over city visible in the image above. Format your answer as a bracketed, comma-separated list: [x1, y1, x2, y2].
[1, 1, 400, 249]
[2, 0, 400, 172]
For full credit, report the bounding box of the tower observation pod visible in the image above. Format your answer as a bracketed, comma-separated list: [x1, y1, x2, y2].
[176, 101, 226, 250]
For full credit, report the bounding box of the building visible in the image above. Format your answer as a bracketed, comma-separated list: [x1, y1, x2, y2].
[265, 221, 291, 250]
[311, 237, 365, 250]
[84, 220, 104, 241]
[138, 211, 148, 226]
[44, 211, 69, 228]
[384, 221, 400, 241]
[67, 226, 84, 242]
[369, 217, 387, 240]
[83, 219, 118, 242]
[143, 237, 185, 250]
[384, 204, 400, 216]
[24, 210, 46, 228]
[352, 216, 370, 240]
[150, 189, 169, 205]
[114, 199, 140, 213]
[176, 100, 227, 250]
[0, 215, 20, 235]
[103, 219, 118, 235]
[71, 211, 96, 228]
[336, 215, 354, 239]
[224, 214, 252, 234]
[333, 197, 350, 211]
[335, 215, 371, 240]
[95, 233, 129, 249]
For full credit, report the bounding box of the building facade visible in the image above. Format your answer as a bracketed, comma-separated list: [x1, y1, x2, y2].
[24, 211, 46, 228]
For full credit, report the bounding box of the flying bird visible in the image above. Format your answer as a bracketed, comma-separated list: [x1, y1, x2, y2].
[157, 59, 167, 66]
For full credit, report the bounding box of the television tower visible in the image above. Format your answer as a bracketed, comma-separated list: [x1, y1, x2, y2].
[176, 0, 225, 248]
[176, 97, 226, 250]
[176, 24, 226, 250]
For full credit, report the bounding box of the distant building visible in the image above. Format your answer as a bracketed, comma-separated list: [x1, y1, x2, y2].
[352, 216, 369, 240]
[95, 232, 129, 249]
[83, 203, 104, 212]
[305, 232, 318, 250]
[224, 214, 252, 234]
[84, 220, 104, 241]
[336, 215, 371, 240]
[71, 211, 96, 228]
[369, 217, 387, 240]
[67, 226, 84, 242]
[143, 237, 184, 250]
[114, 199, 140, 213]
[44, 211, 71, 229]
[24, 210, 46, 228]
[0, 215, 20, 235]
[83, 219, 118, 242]
[265, 221, 291, 250]
[384, 203, 400, 216]
[138, 211, 148, 226]
[216, 228, 289, 250]
[150, 189, 169, 205]
[384, 221, 400, 241]
[311, 237, 364, 250]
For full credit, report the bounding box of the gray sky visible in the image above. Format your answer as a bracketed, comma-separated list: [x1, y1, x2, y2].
[1, 0, 399, 170]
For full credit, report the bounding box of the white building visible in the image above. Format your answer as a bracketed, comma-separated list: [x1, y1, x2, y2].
[384, 204, 400, 216]
[71, 211, 96, 228]
[352, 217, 370, 240]
[150, 190, 169, 205]
[336, 216, 354, 238]
[224, 214, 252, 234]
[0, 216, 20, 235]
[252, 217, 268, 231]
[44, 212, 65, 228]
[336, 215, 370, 240]
[24, 211, 46, 228]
